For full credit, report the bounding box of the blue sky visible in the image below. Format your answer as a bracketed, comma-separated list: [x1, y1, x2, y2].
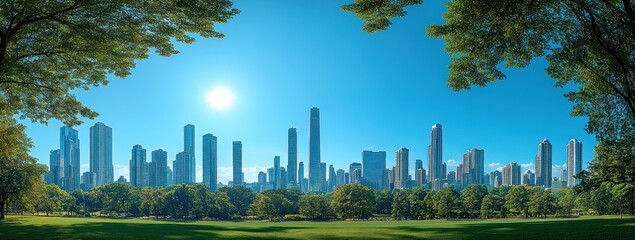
[24, 0, 595, 183]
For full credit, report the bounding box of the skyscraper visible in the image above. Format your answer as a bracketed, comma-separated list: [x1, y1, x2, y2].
[89, 122, 113, 187]
[502, 162, 521, 186]
[258, 171, 267, 191]
[49, 149, 63, 187]
[462, 148, 485, 186]
[233, 141, 243, 186]
[566, 138, 583, 187]
[274, 156, 281, 189]
[130, 144, 147, 187]
[308, 107, 321, 192]
[60, 126, 80, 191]
[523, 169, 535, 186]
[298, 161, 305, 192]
[336, 169, 345, 187]
[167, 166, 173, 186]
[430, 124, 443, 181]
[394, 148, 409, 189]
[174, 151, 193, 184]
[490, 170, 502, 187]
[151, 149, 168, 187]
[328, 164, 336, 190]
[536, 139, 553, 187]
[349, 162, 362, 184]
[362, 150, 386, 190]
[203, 134, 218, 191]
[184, 124, 196, 184]
[287, 128, 298, 184]
[320, 162, 327, 192]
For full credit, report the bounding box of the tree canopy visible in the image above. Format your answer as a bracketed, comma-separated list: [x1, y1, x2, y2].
[0, 1, 239, 126]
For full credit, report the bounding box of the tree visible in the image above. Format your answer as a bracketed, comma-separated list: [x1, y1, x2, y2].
[164, 184, 196, 219]
[262, 189, 300, 216]
[248, 194, 277, 221]
[529, 188, 557, 218]
[432, 187, 461, 219]
[208, 191, 234, 220]
[391, 189, 413, 219]
[330, 184, 376, 220]
[611, 183, 635, 217]
[480, 192, 504, 219]
[299, 194, 333, 220]
[0, 117, 45, 219]
[39, 184, 72, 216]
[343, 0, 635, 186]
[0, 1, 239, 126]
[461, 184, 488, 219]
[374, 190, 393, 215]
[218, 186, 256, 217]
[92, 182, 135, 217]
[555, 188, 577, 216]
[422, 191, 436, 219]
[505, 186, 531, 218]
[408, 188, 428, 220]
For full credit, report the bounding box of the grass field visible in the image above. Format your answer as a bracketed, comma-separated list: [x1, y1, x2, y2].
[1, 215, 634, 239]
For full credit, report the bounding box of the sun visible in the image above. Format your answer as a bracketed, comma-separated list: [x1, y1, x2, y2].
[205, 87, 235, 111]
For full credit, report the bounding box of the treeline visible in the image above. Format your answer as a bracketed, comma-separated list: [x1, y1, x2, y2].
[7, 182, 634, 221]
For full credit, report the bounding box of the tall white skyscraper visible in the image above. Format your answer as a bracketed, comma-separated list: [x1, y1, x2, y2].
[566, 138, 583, 187]
[536, 139, 553, 187]
[60, 126, 80, 191]
[308, 107, 321, 192]
[394, 148, 409, 189]
[90, 122, 113, 187]
[429, 124, 443, 181]
[203, 134, 218, 191]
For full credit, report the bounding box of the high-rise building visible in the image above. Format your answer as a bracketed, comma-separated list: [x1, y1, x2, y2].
[308, 107, 321, 192]
[336, 169, 346, 187]
[80, 171, 96, 191]
[362, 151, 387, 190]
[60, 126, 80, 191]
[351, 168, 362, 184]
[502, 162, 521, 186]
[280, 167, 288, 189]
[274, 156, 281, 189]
[203, 134, 218, 191]
[456, 164, 464, 185]
[258, 171, 267, 191]
[49, 149, 63, 187]
[490, 170, 502, 187]
[416, 169, 425, 187]
[167, 166, 173, 186]
[394, 148, 409, 189]
[523, 169, 536, 186]
[328, 164, 336, 190]
[441, 162, 447, 180]
[349, 162, 362, 184]
[151, 149, 168, 187]
[89, 122, 113, 187]
[233, 141, 243, 186]
[447, 171, 456, 183]
[287, 128, 298, 185]
[320, 162, 327, 192]
[462, 148, 485, 186]
[174, 151, 193, 184]
[415, 159, 423, 171]
[183, 124, 196, 183]
[561, 169, 568, 182]
[130, 144, 147, 187]
[566, 138, 583, 187]
[429, 124, 443, 181]
[298, 161, 305, 192]
[536, 139, 553, 187]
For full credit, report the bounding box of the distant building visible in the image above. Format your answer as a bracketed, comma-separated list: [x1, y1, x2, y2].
[349, 162, 362, 184]
[490, 170, 502, 187]
[117, 176, 128, 184]
[394, 148, 409, 189]
[233, 141, 243, 186]
[328, 164, 336, 191]
[362, 150, 386, 190]
[502, 162, 521, 186]
[308, 107, 321, 192]
[352, 168, 362, 184]
[552, 178, 568, 191]
[416, 169, 426, 187]
[287, 128, 298, 185]
[336, 169, 346, 187]
[203, 134, 218, 191]
[167, 166, 173, 186]
[151, 149, 168, 187]
[81, 171, 96, 191]
[184, 124, 196, 183]
[49, 149, 63, 186]
[298, 161, 306, 193]
[522, 170, 535, 186]
[60, 126, 80, 191]
[567, 138, 583, 187]
[536, 139, 553, 187]
[462, 148, 485, 186]
[258, 171, 267, 191]
[429, 124, 443, 181]
[320, 162, 327, 192]
[89, 122, 113, 187]
[130, 144, 147, 187]
[274, 156, 281, 189]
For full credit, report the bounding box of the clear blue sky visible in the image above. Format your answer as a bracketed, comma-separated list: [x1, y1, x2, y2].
[23, 0, 595, 184]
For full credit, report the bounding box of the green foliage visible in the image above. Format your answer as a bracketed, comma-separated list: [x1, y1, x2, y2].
[92, 182, 134, 217]
[555, 188, 576, 216]
[0, 116, 44, 219]
[218, 186, 256, 217]
[528, 188, 557, 218]
[38, 184, 72, 216]
[461, 184, 487, 218]
[299, 194, 333, 220]
[374, 190, 393, 215]
[330, 184, 376, 220]
[505, 186, 531, 218]
[480, 192, 504, 219]
[341, 0, 422, 33]
[432, 187, 461, 219]
[0, 1, 240, 126]
[391, 189, 413, 219]
[248, 194, 277, 221]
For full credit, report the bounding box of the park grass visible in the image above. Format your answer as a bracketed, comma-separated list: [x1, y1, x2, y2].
[1, 215, 634, 239]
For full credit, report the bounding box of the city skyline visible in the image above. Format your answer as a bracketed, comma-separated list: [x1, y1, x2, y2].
[24, 1, 596, 184]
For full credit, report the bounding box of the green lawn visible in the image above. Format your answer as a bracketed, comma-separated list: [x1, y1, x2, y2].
[1, 215, 634, 239]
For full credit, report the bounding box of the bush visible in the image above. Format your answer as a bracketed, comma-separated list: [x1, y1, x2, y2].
[284, 214, 307, 221]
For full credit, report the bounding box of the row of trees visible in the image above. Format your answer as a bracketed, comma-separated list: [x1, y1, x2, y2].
[7, 182, 634, 221]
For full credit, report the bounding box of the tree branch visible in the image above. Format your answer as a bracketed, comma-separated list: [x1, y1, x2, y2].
[0, 80, 55, 92]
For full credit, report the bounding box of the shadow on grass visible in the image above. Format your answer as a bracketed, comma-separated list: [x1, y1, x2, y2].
[0, 216, 634, 240]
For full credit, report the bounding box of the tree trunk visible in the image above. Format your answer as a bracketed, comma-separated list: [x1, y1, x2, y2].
[0, 197, 6, 220]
